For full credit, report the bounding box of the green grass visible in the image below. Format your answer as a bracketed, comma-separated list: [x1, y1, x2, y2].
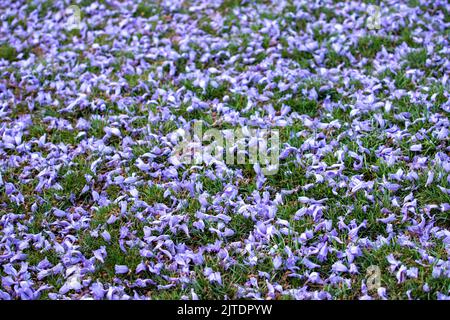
[1, 0, 449, 301]
[354, 36, 396, 59]
[281, 49, 314, 69]
[324, 48, 350, 68]
[134, 2, 160, 18]
[0, 44, 18, 61]
[405, 49, 428, 70]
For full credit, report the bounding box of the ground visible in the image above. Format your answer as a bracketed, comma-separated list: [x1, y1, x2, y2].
[0, 0, 449, 300]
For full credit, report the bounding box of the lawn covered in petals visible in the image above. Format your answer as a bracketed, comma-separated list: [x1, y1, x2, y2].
[0, 0, 449, 300]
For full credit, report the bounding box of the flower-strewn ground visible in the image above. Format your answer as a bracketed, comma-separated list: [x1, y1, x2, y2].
[0, 0, 449, 300]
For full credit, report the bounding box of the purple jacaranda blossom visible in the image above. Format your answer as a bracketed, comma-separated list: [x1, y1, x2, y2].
[0, 290, 11, 300]
[190, 289, 199, 300]
[332, 261, 348, 273]
[302, 257, 320, 269]
[93, 246, 107, 264]
[377, 287, 388, 300]
[203, 267, 222, 285]
[101, 230, 111, 242]
[380, 180, 401, 192]
[410, 144, 422, 152]
[425, 171, 435, 186]
[115, 265, 129, 275]
[406, 267, 419, 279]
[273, 256, 282, 270]
[387, 254, 401, 272]
[396, 265, 408, 283]
[53, 209, 67, 218]
[437, 293, 450, 300]
[90, 282, 106, 299]
[107, 215, 118, 224]
[60, 267, 82, 295]
[432, 267, 442, 278]
[307, 272, 323, 284]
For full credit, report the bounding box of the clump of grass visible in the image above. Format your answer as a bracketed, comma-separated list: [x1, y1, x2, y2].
[0, 44, 18, 61]
[218, 0, 241, 13]
[286, 98, 319, 117]
[282, 49, 314, 69]
[405, 49, 428, 69]
[394, 71, 416, 90]
[354, 36, 395, 59]
[134, 2, 159, 18]
[324, 48, 350, 68]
